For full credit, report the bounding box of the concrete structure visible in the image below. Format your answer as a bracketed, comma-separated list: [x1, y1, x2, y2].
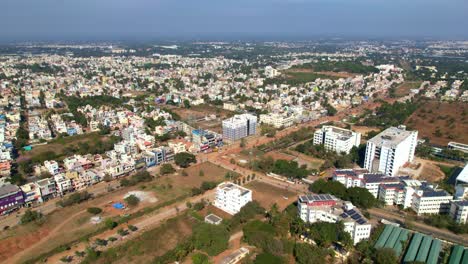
[204, 213, 223, 225]
[449, 200, 468, 224]
[332, 169, 400, 197]
[411, 186, 453, 215]
[214, 182, 252, 215]
[0, 184, 24, 214]
[448, 142, 468, 153]
[313, 126, 361, 154]
[259, 113, 295, 128]
[222, 114, 257, 141]
[297, 194, 371, 244]
[364, 126, 418, 176]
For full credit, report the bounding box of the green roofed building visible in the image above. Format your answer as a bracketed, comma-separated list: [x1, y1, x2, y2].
[426, 239, 442, 264]
[403, 233, 423, 263]
[384, 227, 402, 249]
[415, 235, 432, 262]
[375, 225, 394, 248]
[448, 245, 465, 264]
[393, 229, 409, 257]
[461, 249, 468, 264]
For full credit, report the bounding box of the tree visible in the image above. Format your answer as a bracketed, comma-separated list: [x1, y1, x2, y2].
[124, 195, 140, 207]
[294, 243, 328, 264]
[193, 223, 229, 256]
[20, 209, 43, 224]
[240, 138, 246, 148]
[199, 170, 204, 177]
[87, 207, 102, 215]
[254, 252, 284, 264]
[160, 163, 176, 175]
[373, 248, 397, 264]
[104, 218, 118, 230]
[174, 152, 197, 168]
[183, 99, 191, 109]
[192, 252, 210, 264]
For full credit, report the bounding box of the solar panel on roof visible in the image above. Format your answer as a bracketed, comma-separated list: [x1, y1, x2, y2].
[352, 214, 361, 220]
[346, 209, 356, 215]
[340, 213, 348, 218]
[357, 219, 367, 224]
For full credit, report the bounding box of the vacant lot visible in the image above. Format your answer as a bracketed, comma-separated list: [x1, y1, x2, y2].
[20, 132, 110, 161]
[245, 181, 296, 210]
[405, 101, 468, 145]
[91, 214, 195, 264]
[394, 81, 422, 97]
[171, 104, 234, 121]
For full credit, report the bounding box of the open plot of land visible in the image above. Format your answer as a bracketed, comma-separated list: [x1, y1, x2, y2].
[398, 157, 446, 182]
[92, 214, 195, 264]
[394, 81, 422, 97]
[404, 101, 468, 145]
[246, 181, 296, 210]
[171, 104, 234, 121]
[351, 125, 381, 139]
[20, 132, 110, 161]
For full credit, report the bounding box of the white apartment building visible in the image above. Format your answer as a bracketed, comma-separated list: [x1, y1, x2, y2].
[265, 66, 280, 78]
[214, 182, 252, 215]
[411, 187, 453, 215]
[332, 169, 400, 198]
[222, 114, 257, 141]
[449, 200, 468, 224]
[259, 113, 295, 128]
[297, 194, 371, 244]
[313, 126, 361, 154]
[364, 126, 418, 176]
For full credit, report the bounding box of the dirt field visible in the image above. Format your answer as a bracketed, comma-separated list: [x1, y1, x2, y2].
[94, 214, 195, 264]
[398, 157, 447, 182]
[20, 132, 109, 160]
[351, 125, 381, 140]
[394, 81, 422, 97]
[405, 101, 468, 145]
[246, 181, 296, 210]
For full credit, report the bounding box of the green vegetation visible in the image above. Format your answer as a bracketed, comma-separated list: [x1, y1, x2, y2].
[264, 71, 338, 86]
[174, 152, 197, 168]
[124, 195, 140, 207]
[295, 61, 379, 74]
[260, 124, 277, 137]
[294, 243, 330, 264]
[192, 252, 210, 264]
[56, 191, 91, 207]
[15, 63, 64, 74]
[254, 252, 285, 264]
[423, 214, 468, 234]
[307, 222, 352, 248]
[250, 156, 309, 179]
[20, 209, 43, 225]
[87, 207, 102, 215]
[229, 201, 265, 230]
[360, 101, 419, 128]
[190, 181, 217, 196]
[159, 163, 176, 175]
[295, 142, 365, 169]
[310, 179, 378, 209]
[257, 127, 314, 152]
[193, 223, 230, 256]
[119, 170, 152, 187]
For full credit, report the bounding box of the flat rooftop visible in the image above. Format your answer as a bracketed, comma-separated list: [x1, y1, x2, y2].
[368, 126, 415, 148]
[218, 182, 251, 196]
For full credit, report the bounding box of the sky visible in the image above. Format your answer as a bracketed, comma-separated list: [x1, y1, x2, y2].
[1, 0, 467, 42]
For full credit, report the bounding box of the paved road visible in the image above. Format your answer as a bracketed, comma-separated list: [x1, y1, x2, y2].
[369, 208, 468, 245]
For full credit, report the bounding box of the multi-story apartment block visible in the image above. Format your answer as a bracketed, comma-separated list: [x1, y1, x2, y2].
[332, 169, 400, 197]
[222, 114, 257, 141]
[313, 126, 361, 154]
[449, 200, 468, 224]
[364, 126, 417, 176]
[214, 182, 252, 215]
[297, 194, 371, 244]
[411, 186, 453, 215]
[259, 113, 295, 128]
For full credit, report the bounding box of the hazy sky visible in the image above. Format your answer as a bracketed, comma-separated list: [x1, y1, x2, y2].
[1, 0, 467, 41]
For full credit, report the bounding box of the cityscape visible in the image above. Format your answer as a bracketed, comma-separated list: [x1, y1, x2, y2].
[1, 1, 468, 264]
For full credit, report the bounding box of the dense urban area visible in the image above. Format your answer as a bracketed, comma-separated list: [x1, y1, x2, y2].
[0, 40, 467, 264]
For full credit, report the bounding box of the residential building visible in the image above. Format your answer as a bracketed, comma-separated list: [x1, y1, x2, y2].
[0, 184, 24, 214]
[364, 126, 418, 176]
[297, 194, 371, 244]
[214, 182, 252, 215]
[333, 169, 400, 198]
[313, 126, 361, 154]
[449, 200, 468, 224]
[222, 114, 257, 141]
[411, 186, 453, 215]
[259, 112, 295, 128]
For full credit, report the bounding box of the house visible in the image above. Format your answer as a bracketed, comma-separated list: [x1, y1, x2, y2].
[214, 182, 252, 215]
[297, 194, 371, 244]
[0, 184, 24, 214]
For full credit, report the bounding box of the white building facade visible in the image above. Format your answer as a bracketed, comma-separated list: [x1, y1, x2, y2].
[222, 114, 257, 141]
[214, 182, 252, 215]
[364, 126, 418, 176]
[297, 194, 371, 244]
[313, 126, 361, 154]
